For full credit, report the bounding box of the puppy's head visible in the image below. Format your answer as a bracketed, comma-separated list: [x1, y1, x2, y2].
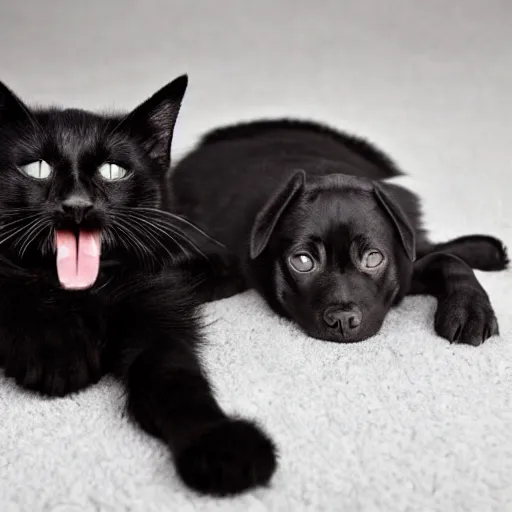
[250, 170, 415, 343]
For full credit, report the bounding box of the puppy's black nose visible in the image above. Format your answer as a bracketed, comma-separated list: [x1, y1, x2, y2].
[61, 195, 93, 224]
[323, 304, 362, 333]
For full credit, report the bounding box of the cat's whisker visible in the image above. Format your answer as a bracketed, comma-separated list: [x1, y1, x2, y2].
[109, 218, 154, 268]
[110, 213, 163, 258]
[118, 211, 210, 263]
[12, 216, 46, 250]
[113, 217, 160, 259]
[118, 215, 184, 263]
[18, 219, 51, 258]
[152, 222, 208, 263]
[0, 212, 41, 230]
[122, 211, 192, 238]
[110, 220, 146, 256]
[0, 217, 45, 247]
[39, 226, 55, 256]
[116, 207, 225, 249]
[131, 215, 209, 261]
[115, 213, 192, 261]
[100, 226, 117, 252]
[0, 208, 42, 215]
[136, 217, 200, 263]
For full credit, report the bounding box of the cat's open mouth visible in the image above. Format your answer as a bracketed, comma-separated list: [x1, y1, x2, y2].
[55, 229, 101, 290]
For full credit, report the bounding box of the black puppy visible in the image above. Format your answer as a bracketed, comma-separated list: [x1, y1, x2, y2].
[171, 120, 508, 345]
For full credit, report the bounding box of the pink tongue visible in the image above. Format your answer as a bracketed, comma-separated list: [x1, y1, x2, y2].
[56, 230, 101, 290]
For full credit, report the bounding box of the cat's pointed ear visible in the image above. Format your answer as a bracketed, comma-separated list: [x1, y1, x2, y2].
[126, 74, 188, 168]
[0, 82, 31, 123]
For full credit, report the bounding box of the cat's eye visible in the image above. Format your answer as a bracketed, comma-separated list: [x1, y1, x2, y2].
[362, 250, 385, 269]
[99, 163, 129, 181]
[289, 252, 316, 273]
[20, 160, 52, 180]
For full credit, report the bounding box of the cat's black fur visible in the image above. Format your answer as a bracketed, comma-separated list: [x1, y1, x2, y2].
[0, 79, 276, 496]
[171, 119, 508, 345]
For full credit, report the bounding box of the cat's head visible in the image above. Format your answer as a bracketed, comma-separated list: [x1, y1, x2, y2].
[0, 75, 188, 289]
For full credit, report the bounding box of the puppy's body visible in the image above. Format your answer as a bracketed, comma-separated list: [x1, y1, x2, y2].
[172, 120, 417, 249]
[172, 120, 507, 345]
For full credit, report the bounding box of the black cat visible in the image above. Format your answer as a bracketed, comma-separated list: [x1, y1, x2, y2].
[0, 77, 276, 496]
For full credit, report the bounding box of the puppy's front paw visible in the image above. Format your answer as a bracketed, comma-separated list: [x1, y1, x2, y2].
[434, 289, 499, 346]
[176, 419, 277, 496]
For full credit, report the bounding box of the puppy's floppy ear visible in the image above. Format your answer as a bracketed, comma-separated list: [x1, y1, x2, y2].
[123, 74, 188, 168]
[373, 184, 416, 261]
[250, 169, 306, 259]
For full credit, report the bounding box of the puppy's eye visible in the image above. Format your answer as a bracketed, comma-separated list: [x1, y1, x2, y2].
[99, 163, 129, 181]
[289, 252, 315, 273]
[20, 160, 52, 180]
[362, 250, 384, 269]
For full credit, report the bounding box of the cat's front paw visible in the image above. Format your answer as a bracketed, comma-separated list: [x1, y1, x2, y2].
[176, 419, 277, 496]
[435, 288, 499, 346]
[4, 329, 102, 396]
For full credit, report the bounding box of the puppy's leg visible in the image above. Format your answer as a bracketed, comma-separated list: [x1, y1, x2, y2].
[418, 235, 509, 271]
[408, 252, 499, 346]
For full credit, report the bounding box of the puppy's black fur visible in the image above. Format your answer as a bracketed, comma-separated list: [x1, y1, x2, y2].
[0, 81, 276, 496]
[171, 119, 508, 345]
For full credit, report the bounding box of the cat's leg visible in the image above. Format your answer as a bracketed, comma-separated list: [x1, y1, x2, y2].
[417, 235, 508, 272]
[122, 334, 276, 496]
[408, 251, 499, 346]
[0, 287, 103, 396]
[110, 283, 276, 496]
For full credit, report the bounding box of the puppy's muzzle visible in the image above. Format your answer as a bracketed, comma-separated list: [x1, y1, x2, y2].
[323, 304, 362, 336]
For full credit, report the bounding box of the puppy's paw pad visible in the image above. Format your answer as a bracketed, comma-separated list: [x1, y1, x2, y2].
[176, 419, 277, 496]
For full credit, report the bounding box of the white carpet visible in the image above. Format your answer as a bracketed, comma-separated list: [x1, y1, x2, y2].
[1, 1, 511, 510]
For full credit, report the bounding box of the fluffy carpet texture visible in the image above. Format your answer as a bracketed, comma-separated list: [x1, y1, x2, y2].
[0, 0, 511, 510]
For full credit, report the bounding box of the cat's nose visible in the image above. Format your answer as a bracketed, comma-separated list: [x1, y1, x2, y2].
[61, 195, 93, 224]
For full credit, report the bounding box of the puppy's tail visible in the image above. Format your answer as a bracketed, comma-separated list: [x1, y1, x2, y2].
[427, 235, 509, 271]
